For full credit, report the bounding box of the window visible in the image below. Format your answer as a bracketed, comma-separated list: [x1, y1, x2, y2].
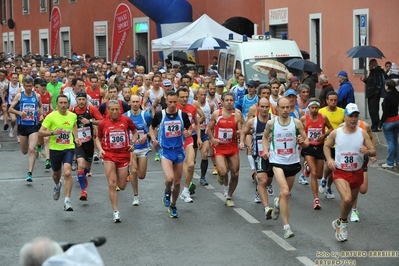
[94, 22, 108, 60]
[9, 0, 13, 19]
[60, 27, 71, 58]
[69, 0, 77, 2]
[53, 0, 59, 4]
[2, 0, 7, 23]
[40, 0, 46, 11]
[218, 52, 226, 80]
[309, 13, 322, 67]
[39, 29, 49, 55]
[3, 32, 8, 53]
[225, 54, 235, 80]
[353, 9, 369, 72]
[9, 32, 14, 53]
[21, 30, 31, 55]
[22, 0, 29, 14]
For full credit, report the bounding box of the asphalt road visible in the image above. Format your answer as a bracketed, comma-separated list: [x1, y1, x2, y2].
[0, 128, 398, 266]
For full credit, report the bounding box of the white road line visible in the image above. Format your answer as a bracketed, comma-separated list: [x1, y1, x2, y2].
[262, 230, 296, 251]
[205, 184, 214, 189]
[193, 173, 200, 179]
[296, 256, 314, 266]
[233, 208, 260, 223]
[214, 192, 225, 201]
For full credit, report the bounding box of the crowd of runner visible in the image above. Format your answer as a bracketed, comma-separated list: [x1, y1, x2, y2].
[0, 52, 376, 241]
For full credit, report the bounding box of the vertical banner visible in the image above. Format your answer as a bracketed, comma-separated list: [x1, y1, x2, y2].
[50, 6, 61, 56]
[111, 4, 132, 63]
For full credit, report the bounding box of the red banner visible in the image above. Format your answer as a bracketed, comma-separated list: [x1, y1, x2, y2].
[111, 3, 132, 63]
[50, 6, 61, 56]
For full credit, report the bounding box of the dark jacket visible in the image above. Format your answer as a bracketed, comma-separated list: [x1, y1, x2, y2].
[379, 89, 399, 128]
[364, 66, 385, 98]
[302, 75, 316, 97]
[319, 83, 334, 107]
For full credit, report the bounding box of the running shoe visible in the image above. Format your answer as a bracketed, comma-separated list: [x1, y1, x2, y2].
[217, 174, 224, 185]
[325, 188, 335, 199]
[79, 190, 88, 201]
[9, 128, 14, 138]
[267, 185, 274, 196]
[71, 160, 77, 171]
[212, 166, 218, 175]
[223, 187, 229, 197]
[154, 153, 160, 161]
[53, 181, 62, 201]
[188, 182, 196, 195]
[298, 174, 309, 185]
[180, 191, 193, 203]
[168, 205, 179, 218]
[284, 225, 295, 239]
[251, 170, 256, 181]
[86, 172, 92, 177]
[113, 211, 121, 223]
[199, 178, 208, 186]
[332, 219, 348, 242]
[314, 198, 321, 210]
[350, 210, 359, 222]
[64, 201, 73, 211]
[116, 186, 120, 191]
[254, 191, 261, 203]
[163, 190, 171, 207]
[318, 178, 327, 193]
[93, 152, 99, 162]
[45, 159, 52, 169]
[265, 206, 273, 220]
[381, 163, 394, 169]
[132, 196, 140, 206]
[272, 197, 280, 220]
[303, 161, 310, 178]
[26, 172, 32, 182]
[3, 124, 9, 131]
[225, 199, 235, 207]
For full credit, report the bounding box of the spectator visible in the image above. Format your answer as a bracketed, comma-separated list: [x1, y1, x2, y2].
[134, 50, 146, 73]
[378, 80, 399, 169]
[318, 74, 334, 107]
[302, 71, 316, 97]
[336, 70, 355, 109]
[385, 61, 392, 76]
[361, 59, 386, 132]
[289, 76, 300, 93]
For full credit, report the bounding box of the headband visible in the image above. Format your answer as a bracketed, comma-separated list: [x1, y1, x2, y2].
[308, 101, 320, 107]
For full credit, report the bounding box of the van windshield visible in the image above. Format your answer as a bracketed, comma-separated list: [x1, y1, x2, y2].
[243, 58, 302, 84]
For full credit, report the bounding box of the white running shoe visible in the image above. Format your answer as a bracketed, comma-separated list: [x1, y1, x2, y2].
[284, 225, 294, 239]
[225, 198, 235, 207]
[223, 187, 229, 197]
[113, 211, 121, 223]
[325, 188, 335, 199]
[272, 197, 280, 220]
[254, 191, 261, 203]
[264, 206, 273, 220]
[298, 174, 309, 185]
[63, 201, 73, 211]
[332, 219, 348, 242]
[179, 191, 193, 203]
[318, 178, 327, 193]
[350, 210, 359, 222]
[132, 196, 140, 206]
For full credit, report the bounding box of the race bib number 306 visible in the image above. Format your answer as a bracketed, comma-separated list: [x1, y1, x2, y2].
[109, 131, 126, 149]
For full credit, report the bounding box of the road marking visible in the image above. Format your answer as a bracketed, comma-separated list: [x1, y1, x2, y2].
[193, 173, 200, 179]
[214, 192, 225, 201]
[262, 230, 296, 251]
[205, 184, 214, 189]
[296, 256, 314, 266]
[234, 208, 260, 223]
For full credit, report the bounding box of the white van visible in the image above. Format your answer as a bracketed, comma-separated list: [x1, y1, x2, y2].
[218, 34, 303, 84]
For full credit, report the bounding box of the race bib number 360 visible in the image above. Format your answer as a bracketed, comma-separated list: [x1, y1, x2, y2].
[165, 121, 181, 138]
[109, 131, 126, 149]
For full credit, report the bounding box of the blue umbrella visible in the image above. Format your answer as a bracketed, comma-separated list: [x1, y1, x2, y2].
[188, 37, 229, 51]
[346, 45, 385, 59]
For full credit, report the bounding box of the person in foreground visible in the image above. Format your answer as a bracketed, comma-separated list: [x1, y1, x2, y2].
[19, 237, 63, 266]
[323, 103, 376, 242]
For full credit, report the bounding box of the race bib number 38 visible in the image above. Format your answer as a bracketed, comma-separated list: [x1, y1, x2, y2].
[165, 121, 181, 138]
[109, 131, 126, 149]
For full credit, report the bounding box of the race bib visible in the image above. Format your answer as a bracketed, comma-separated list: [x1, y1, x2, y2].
[90, 98, 100, 107]
[164, 120, 181, 138]
[10, 93, 16, 102]
[43, 104, 50, 115]
[308, 128, 322, 143]
[56, 130, 71, 145]
[275, 137, 294, 155]
[155, 104, 162, 111]
[109, 131, 126, 149]
[77, 126, 92, 143]
[257, 139, 264, 156]
[136, 129, 145, 140]
[218, 128, 233, 143]
[340, 152, 359, 170]
[22, 103, 36, 121]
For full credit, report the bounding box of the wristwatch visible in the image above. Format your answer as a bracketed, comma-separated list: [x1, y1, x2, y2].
[50, 131, 54, 135]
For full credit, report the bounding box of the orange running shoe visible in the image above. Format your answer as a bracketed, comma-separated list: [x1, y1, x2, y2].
[80, 190, 88, 201]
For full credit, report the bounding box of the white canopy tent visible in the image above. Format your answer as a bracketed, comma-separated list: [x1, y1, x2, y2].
[151, 14, 242, 52]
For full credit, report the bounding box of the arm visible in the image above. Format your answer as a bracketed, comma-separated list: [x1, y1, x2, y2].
[226, 78, 233, 91]
[148, 112, 161, 147]
[206, 110, 219, 146]
[141, 91, 149, 111]
[8, 93, 21, 116]
[295, 119, 309, 148]
[128, 118, 138, 151]
[261, 120, 274, 159]
[95, 122, 105, 157]
[240, 118, 253, 149]
[364, 123, 377, 163]
[36, 94, 44, 122]
[72, 122, 81, 147]
[317, 114, 333, 142]
[323, 129, 337, 171]
[247, 105, 256, 120]
[193, 101, 205, 124]
[359, 130, 376, 157]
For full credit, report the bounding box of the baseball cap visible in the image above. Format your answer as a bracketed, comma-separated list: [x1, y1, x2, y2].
[344, 103, 360, 116]
[285, 89, 297, 97]
[87, 67, 95, 73]
[209, 71, 218, 76]
[252, 74, 261, 82]
[76, 92, 87, 98]
[336, 70, 348, 78]
[163, 79, 172, 86]
[246, 80, 257, 87]
[122, 68, 129, 73]
[216, 80, 225, 87]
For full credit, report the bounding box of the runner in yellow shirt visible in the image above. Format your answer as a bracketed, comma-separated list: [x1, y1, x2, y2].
[39, 94, 81, 212]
